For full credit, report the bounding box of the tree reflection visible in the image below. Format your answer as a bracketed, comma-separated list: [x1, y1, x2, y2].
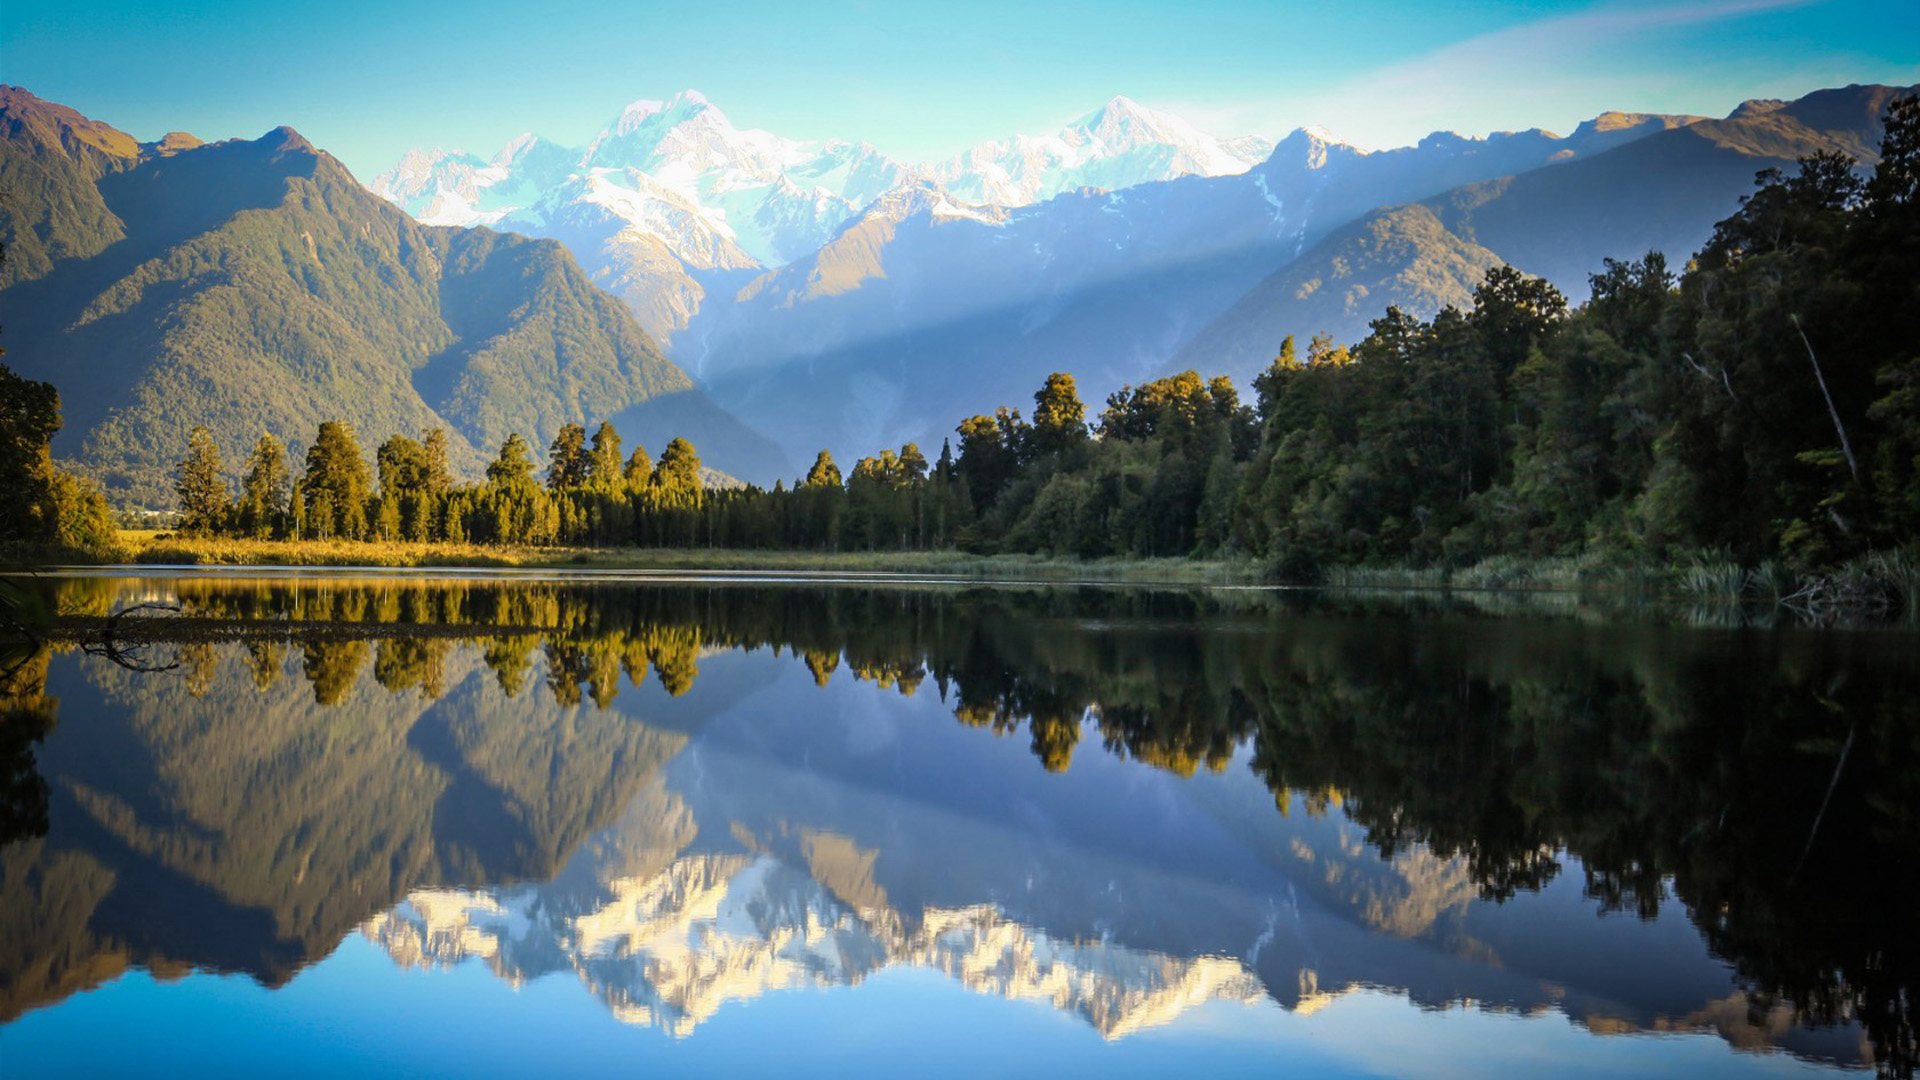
[0, 648, 56, 846]
[11, 576, 1919, 1075]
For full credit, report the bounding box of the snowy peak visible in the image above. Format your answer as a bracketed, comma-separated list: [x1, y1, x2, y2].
[1261, 125, 1357, 172]
[930, 96, 1272, 207]
[363, 850, 1265, 1039]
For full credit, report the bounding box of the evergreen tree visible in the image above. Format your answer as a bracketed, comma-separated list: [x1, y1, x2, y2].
[623, 445, 653, 489]
[1031, 372, 1088, 458]
[0, 363, 60, 542]
[487, 434, 537, 489]
[175, 426, 229, 535]
[239, 433, 290, 538]
[548, 423, 589, 490]
[588, 421, 623, 489]
[803, 450, 843, 489]
[654, 437, 701, 493]
[376, 434, 430, 497]
[301, 421, 371, 540]
[421, 428, 453, 493]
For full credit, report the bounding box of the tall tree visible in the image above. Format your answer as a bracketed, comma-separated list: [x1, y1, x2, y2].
[1030, 372, 1088, 458]
[623, 445, 653, 489]
[803, 450, 843, 489]
[588, 422, 623, 489]
[0, 363, 60, 541]
[301, 421, 371, 540]
[654, 437, 701, 493]
[239, 433, 290, 538]
[487, 434, 536, 489]
[175, 426, 228, 535]
[376, 435, 430, 497]
[548, 423, 589, 490]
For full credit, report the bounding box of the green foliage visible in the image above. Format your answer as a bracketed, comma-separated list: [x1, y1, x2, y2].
[654, 437, 701, 494]
[1029, 372, 1088, 459]
[239, 433, 291, 538]
[547, 424, 589, 490]
[587, 422, 622, 489]
[174, 427, 229, 536]
[803, 450, 843, 490]
[0, 363, 60, 543]
[487, 434, 537, 490]
[301, 421, 371, 540]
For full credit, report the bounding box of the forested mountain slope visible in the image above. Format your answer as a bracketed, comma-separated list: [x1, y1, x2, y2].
[0, 87, 785, 504]
[1175, 83, 1914, 383]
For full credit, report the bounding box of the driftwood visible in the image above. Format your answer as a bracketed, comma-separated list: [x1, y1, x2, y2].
[79, 602, 184, 673]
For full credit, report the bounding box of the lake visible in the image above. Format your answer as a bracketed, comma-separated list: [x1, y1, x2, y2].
[2, 571, 1915, 1078]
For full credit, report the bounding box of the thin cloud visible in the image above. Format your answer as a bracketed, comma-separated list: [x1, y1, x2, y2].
[1165, 0, 1835, 149]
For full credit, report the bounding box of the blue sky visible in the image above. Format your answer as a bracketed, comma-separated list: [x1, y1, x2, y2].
[6, 0, 1916, 181]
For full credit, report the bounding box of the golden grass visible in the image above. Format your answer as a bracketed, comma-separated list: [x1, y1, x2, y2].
[115, 533, 1268, 585]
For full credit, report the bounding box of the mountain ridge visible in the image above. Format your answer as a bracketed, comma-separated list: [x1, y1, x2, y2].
[0, 87, 786, 503]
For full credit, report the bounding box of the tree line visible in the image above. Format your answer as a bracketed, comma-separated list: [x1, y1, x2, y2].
[166, 97, 1917, 572]
[174, 413, 978, 550]
[950, 97, 1920, 573]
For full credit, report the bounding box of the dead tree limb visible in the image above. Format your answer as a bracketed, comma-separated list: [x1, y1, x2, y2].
[1791, 314, 1859, 482]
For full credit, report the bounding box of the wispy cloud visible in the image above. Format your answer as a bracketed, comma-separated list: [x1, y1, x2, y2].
[1164, 0, 1844, 148]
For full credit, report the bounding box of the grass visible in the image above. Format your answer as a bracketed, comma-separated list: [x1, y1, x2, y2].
[41, 532, 1918, 621]
[108, 532, 1269, 585]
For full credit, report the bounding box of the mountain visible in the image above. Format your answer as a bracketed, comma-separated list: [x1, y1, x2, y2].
[925, 94, 1273, 207]
[687, 109, 1705, 471]
[369, 93, 1276, 343]
[366, 847, 1266, 1040]
[0, 87, 786, 503]
[371, 91, 911, 341]
[1174, 82, 1915, 382]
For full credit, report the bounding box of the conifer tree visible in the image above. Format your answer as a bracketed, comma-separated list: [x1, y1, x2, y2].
[488, 434, 536, 488]
[239, 433, 290, 538]
[1031, 372, 1088, 458]
[301, 421, 371, 540]
[548, 424, 589, 490]
[175, 426, 229, 535]
[623, 445, 654, 489]
[589, 421, 623, 488]
[803, 450, 843, 489]
[655, 437, 701, 492]
[421, 428, 453, 493]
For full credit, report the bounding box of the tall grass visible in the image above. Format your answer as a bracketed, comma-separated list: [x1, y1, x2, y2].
[117, 533, 1270, 585]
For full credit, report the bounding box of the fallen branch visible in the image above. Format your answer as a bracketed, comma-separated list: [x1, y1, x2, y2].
[79, 602, 183, 673]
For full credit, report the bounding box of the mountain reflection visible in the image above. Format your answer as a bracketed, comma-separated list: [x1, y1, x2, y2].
[2, 575, 1915, 1074]
[365, 778, 1265, 1040]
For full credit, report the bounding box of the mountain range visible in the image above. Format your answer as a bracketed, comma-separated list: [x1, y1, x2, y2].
[3, 81, 1912, 495]
[370, 92, 1274, 345]
[371, 83, 1907, 477]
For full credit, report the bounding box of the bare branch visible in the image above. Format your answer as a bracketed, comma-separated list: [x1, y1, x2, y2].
[1791, 314, 1860, 483]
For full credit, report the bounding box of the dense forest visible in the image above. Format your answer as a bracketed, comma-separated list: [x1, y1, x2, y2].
[4, 98, 1915, 584]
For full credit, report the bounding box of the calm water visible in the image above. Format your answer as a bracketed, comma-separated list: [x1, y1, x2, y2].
[2, 572, 1916, 1078]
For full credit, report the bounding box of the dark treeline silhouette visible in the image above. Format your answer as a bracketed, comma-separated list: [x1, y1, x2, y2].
[9, 577, 1919, 1072]
[173, 98, 1920, 576]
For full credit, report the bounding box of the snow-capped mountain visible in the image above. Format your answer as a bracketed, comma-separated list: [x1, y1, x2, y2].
[364, 850, 1265, 1038]
[367, 92, 1275, 341]
[927, 95, 1274, 206]
[372, 132, 577, 227]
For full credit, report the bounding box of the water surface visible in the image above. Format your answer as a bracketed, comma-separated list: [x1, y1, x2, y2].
[2, 573, 1914, 1078]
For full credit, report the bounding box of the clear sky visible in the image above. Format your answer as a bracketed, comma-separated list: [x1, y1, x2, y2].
[6, 0, 1917, 182]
